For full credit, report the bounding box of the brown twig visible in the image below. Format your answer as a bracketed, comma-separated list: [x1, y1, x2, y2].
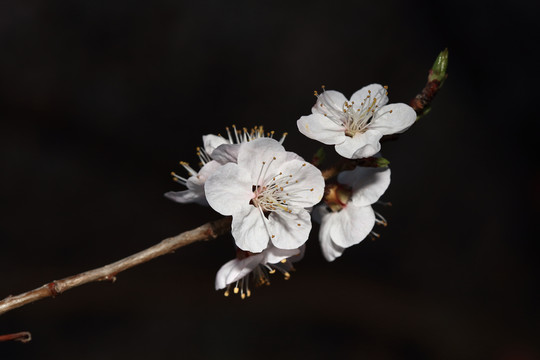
[0, 331, 32, 343]
[0, 217, 232, 316]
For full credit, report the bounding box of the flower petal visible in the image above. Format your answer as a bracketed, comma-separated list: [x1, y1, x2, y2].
[312, 90, 348, 118]
[231, 206, 270, 252]
[334, 129, 383, 159]
[329, 205, 375, 248]
[214, 255, 263, 290]
[203, 134, 230, 156]
[196, 160, 222, 179]
[297, 114, 346, 145]
[370, 103, 416, 135]
[261, 244, 301, 264]
[319, 212, 346, 262]
[350, 84, 389, 108]
[268, 209, 312, 250]
[164, 188, 207, 206]
[211, 143, 240, 164]
[205, 163, 253, 215]
[236, 138, 288, 184]
[338, 167, 391, 207]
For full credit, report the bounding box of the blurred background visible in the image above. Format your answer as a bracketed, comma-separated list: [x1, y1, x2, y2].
[0, 0, 537, 359]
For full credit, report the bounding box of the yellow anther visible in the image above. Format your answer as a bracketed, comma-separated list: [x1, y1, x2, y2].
[224, 290, 229, 297]
[233, 287, 239, 294]
[241, 293, 246, 300]
[247, 290, 251, 297]
[281, 259, 287, 263]
[284, 272, 291, 280]
[269, 269, 276, 274]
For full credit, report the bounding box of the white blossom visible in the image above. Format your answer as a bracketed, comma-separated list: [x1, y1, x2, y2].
[297, 84, 416, 159]
[205, 138, 325, 253]
[315, 166, 391, 261]
[165, 126, 286, 206]
[215, 245, 304, 298]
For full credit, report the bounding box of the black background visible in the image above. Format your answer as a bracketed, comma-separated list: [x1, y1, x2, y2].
[1, 0, 537, 359]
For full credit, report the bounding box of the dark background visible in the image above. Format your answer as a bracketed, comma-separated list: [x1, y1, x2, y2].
[1, 0, 537, 359]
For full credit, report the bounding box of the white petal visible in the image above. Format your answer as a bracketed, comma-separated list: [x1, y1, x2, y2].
[261, 244, 301, 264]
[350, 84, 389, 108]
[297, 114, 346, 145]
[164, 189, 207, 206]
[215, 258, 237, 290]
[334, 129, 383, 159]
[214, 255, 263, 290]
[196, 160, 222, 180]
[319, 212, 345, 262]
[211, 144, 240, 164]
[268, 209, 312, 250]
[312, 90, 348, 119]
[275, 159, 325, 208]
[205, 163, 253, 215]
[285, 151, 304, 162]
[291, 244, 306, 263]
[231, 206, 270, 253]
[338, 167, 391, 207]
[203, 134, 229, 155]
[224, 256, 263, 286]
[370, 103, 416, 135]
[236, 138, 288, 184]
[329, 205, 375, 248]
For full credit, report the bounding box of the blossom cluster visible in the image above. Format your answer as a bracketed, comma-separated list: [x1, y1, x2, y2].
[166, 84, 416, 298]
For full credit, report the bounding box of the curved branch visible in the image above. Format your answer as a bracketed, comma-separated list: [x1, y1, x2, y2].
[0, 217, 232, 316]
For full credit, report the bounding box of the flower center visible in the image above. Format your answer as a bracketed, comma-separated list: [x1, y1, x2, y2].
[342, 88, 388, 137]
[249, 158, 313, 215]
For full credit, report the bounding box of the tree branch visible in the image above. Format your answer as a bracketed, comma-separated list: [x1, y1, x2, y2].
[0, 216, 232, 317]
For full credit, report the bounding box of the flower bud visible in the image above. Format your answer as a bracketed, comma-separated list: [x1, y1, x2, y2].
[428, 48, 449, 85]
